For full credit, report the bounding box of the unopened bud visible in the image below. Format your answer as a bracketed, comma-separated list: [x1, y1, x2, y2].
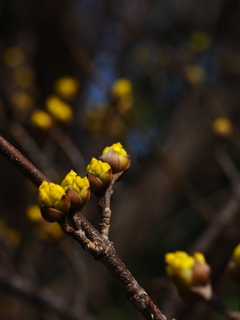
[86, 158, 112, 194]
[61, 170, 90, 209]
[100, 142, 130, 174]
[38, 181, 70, 222]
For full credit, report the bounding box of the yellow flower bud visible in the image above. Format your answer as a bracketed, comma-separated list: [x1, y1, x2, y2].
[31, 110, 53, 130]
[212, 117, 233, 139]
[46, 95, 73, 123]
[101, 142, 130, 174]
[165, 251, 211, 301]
[38, 181, 70, 222]
[86, 158, 112, 194]
[61, 170, 90, 208]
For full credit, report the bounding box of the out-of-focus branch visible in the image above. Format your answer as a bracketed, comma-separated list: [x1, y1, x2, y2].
[0, 135, 49, 187]
[0, 268, 85, 320]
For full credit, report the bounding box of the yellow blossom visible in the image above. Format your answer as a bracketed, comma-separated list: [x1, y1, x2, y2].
[46, 95, 73, 123]
[62, 170, 89, 192]
[165, 251, 210, 289]
[31, 110, 53, 130]
[3, 46, 25, 68]
[112, 78, 132, 97]
[165, 251, 194, 273]
[87, 158, 112, 193]
[101, 142, 130, 174]
[212, 117, 233, 138]
[87, 158, 111, 177]
[61, 170, 90, 205]
[54, 76, 80, 99]
[38, 181, 68, 212]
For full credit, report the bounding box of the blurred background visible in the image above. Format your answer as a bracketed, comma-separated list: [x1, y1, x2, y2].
[1, 0, 240, 319]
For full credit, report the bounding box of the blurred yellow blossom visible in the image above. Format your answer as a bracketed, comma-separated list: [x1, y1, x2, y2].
[212, 117, 233, 138]
[0, 218, 21, 247]
[26, 205, 63, 240]
[3, 46, 25, 68]
[31, 110, 53, 130]
[54, 76, 80, 99]
[8, 229, 21, 247]
[112, 78, 133, 112]
[13, 66, 35, 89]
[165, 251, 211, 296]
[233, 244, 240, 267]
[38, 181, 68, 212]
[35, 221, 63, 240]
[190, 31, 211, 52]
[46, 95, 73, 123]
[185, 64, 206, 84]
[26, 204, 43, 222]
[11, 91, 33, 111]
[112, 78, 132, 97]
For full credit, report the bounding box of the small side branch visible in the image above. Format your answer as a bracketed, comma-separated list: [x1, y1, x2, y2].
[98, 187, 113, 238]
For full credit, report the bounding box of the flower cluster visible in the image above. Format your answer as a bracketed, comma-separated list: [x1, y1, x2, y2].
[30, 75, 80, 130]
[38, 142, 130, 220]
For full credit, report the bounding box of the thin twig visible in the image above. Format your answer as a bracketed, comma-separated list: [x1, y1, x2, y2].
[98, 186, 113, 238]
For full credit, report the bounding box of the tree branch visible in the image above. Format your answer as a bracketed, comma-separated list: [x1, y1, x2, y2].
[0, 134, 167, 320]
